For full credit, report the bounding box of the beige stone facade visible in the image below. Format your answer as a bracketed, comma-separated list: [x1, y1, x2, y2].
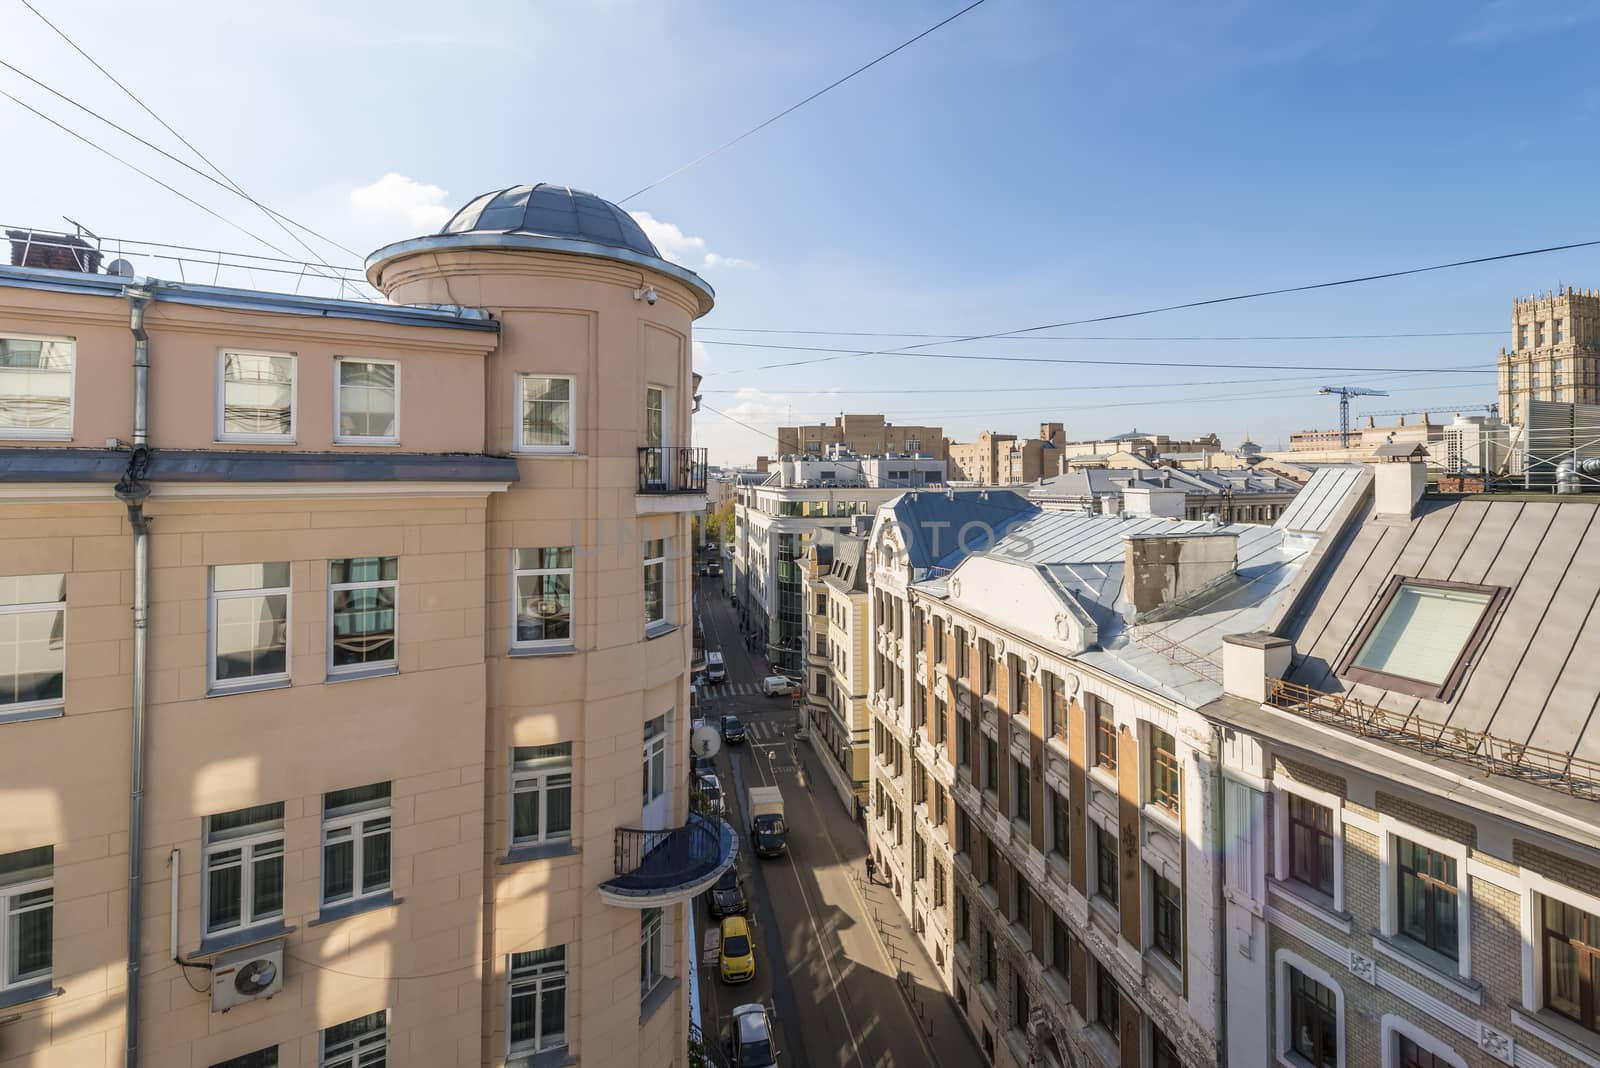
[1499, 286, 1600, 422]
[0, 187, 728, 1067]
[799, 528, 870, 812]
[776, 414, 946, 461]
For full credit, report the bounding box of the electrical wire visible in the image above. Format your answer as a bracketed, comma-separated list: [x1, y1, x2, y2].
[617, 0, 990, 204]
[703, 338, 1501, 374]
[697, 327, 1507, 342]
[16, 0, 362, 267]
[709, 238, 1600, 376]
[0, 57, 367, 272]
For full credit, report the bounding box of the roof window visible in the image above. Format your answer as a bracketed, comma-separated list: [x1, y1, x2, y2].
[1340, 577, 1504, 700]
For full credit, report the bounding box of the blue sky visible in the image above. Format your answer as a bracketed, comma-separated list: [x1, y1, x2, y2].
[4, 0, 1599, 464]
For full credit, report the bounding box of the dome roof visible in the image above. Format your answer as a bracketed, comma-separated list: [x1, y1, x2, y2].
[441, 184, 660, 258]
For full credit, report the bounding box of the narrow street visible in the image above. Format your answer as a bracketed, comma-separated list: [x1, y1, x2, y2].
[694, 563, 970, 1067]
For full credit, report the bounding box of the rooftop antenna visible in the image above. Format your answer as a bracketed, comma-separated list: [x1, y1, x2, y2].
[1318, 385, 1389, 448]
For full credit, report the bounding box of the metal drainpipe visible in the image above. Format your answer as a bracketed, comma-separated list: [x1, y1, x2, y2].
[117, 286, 154, 1068]
[1209, 721, 1229, 1068]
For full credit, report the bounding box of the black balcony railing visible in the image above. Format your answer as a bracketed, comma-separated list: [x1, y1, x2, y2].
[601, 813, 735, 902]
[638, 446, 708, 494]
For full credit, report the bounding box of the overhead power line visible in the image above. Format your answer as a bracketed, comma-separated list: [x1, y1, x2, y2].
[0, 57, 365, 269]
[17, 0, 362, 266]
[617, 0, 989, 204]
[711, 237, 1600, 376]
[704, 338, 1501, 374]
[698, 327, 1506, 342]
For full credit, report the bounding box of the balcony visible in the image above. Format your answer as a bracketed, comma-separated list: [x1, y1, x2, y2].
[638, 446, 707, 495]
[599, 813, 737, 907]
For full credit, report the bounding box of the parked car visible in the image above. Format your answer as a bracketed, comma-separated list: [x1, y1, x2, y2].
[721, 714, 745, 743]
[692, 753, 716, 780]
[762, 675, 795, 697]
[719, 915, 756, 984]
[707, 561, 723, 577]
[696, 772, 725, 816]
[706, 651, 726, 684]
[708, 866, 747, 918]
[729, 1003, 778, 1067]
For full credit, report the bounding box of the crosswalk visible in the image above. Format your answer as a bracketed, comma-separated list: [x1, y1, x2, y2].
[701, 681, 784, 699]
[738, 720, 790, 743]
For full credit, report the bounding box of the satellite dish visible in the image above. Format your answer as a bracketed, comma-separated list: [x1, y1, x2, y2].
[106, 258, 136, 278]
[691, 724, 722, 759]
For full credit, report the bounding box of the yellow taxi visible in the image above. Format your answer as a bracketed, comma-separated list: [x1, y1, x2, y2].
[719, 914, 755, 984]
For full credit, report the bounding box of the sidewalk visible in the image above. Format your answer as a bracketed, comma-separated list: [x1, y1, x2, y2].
[795, 744, 985, 1068]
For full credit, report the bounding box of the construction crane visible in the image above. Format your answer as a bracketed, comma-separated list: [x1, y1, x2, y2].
[1355, 402, 1497, 421]
[1320, 385, 1389, 448]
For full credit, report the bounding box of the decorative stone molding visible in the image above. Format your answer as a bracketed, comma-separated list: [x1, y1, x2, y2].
[1347, 951, 1376, 985]
[1477, 1025, 1514, 1065]
[1054, 613, 1072, 641]
[995, 639, 1006, 657]
[1065, 672, 1080, 695]
[1027, 653, 1039, 674]
[950, 577, 962, 598]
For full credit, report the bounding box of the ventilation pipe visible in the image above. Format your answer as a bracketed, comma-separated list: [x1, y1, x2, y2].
[117, 286, 153, 1068]
[1555, 457, 1600, 494]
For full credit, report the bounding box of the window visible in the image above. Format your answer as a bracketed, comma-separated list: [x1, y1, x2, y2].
[512, 548, 574, 648]
[328, 557, 397, 677]
[1050, 912, 1070, 981]
[956, 627, 968, 678]
[511, 744, 573, 847]
[980, 640, 996, 695]
[212, 1048, 279, 1068]
[203, 803, 284, 936]
[1095, 825, 1118, 906]
[644, 538, 668, 627]
[1013, 970, 1031, 1029]
[934, 860, 946, 908]
[1050, 787, 1070, 860]
[1012, 759, 1030, 825]
[1556, 319, 1565, 344]
[510, 946, 567, 1054]
[218, 350, 295, 442]
[934, 783, 947, 827]
[956, 712, 972, 769]
[0, 335, 74, 438]
[642, 715, 667, 806]
[1096, 967, 1121, 1039]
[935, 696, 948, 746]
[1396, 839, 1458, 960]
[1397, 1034, 1452, 1068]
[985, 840, 1000, 890]
[1014, 875, 1032, 934]
[1342, 578, 1503, 700]
[934, 622, 945, 664]
[1, 846, 51, 990]
[1091, 695, 1117, 772]
[1046, 671, 1066, 739]
[321, 1010, 386, 1068]
[1150, 727, 1179, 813]
[956, 893, 969, 945]
[640, 907, 665, 1000]
[321, 783, 391, 908]
[983, 927, 997, 984]
[0, 573, 65, 716]
[334, 358, 398, 443]
[1288, 967, 1339, 1068]
[1152, 870, 1182, 967]
[982, 735, 998, 794]
[1152, 1026, 1179, 1068]
[1288, 795, 1336, 897]
[208, 563, 290, 693]
[956, 808, 971, 856]
[517, 374, 574, 452]
[1519, 325, 1529, 348]
[1541, 896, 1599, 1033]
[914, 834, 927, 881]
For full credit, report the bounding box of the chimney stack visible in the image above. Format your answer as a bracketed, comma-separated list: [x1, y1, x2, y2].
[1123, 531, 1239, 618]
[7, 229, 102, 274]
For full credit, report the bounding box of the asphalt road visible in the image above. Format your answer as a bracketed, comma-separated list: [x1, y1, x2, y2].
[694, 559, 955, 1068]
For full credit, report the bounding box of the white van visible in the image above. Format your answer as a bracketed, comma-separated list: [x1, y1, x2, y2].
[762, 675, 795, 697]
[706, 651, 726, 683]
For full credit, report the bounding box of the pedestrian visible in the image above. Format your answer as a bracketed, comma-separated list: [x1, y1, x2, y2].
[865, 854, 877, 885]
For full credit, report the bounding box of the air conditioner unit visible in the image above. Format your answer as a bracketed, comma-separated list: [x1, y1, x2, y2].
[211, 941, 284, 1012]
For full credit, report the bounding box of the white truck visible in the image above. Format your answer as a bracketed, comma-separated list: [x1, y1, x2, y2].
[747, 786, 787, 857]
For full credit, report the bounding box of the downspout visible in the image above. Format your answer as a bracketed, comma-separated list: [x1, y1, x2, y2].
[117, 286, 154, 1068]
[1209, 721, 1229, 1068]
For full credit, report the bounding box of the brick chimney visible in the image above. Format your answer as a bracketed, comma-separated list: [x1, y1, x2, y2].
[1123, 531, 1238, 618]
[7, 229, 102, 274]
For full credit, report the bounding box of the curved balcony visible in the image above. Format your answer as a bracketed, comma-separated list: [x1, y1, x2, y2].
[599, 812, 738, 907]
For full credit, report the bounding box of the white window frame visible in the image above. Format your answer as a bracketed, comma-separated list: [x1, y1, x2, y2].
[320, 1009, 387, 1068]
[641, 906, 665, 1001]
[0, 848, 52, 991]
[1377, 814, 1471, 981]
[0, 333, 75, 441]
[332, 356, 400, 445]
[321, 786, 392, 908]
[508, 947, 567, 1056]
[1379, 1015, 1466, 1068]
[1519, 871, 1600, 1023]
[207, 564, 291, 695]
[1274, 948, 1346, 1068]
[510, 745, 573, 848]
[510, 548, 575, 651]
[216, 349, 297, 444]
[1272, 778, 1345, 913]
[202, 807, 285, 937]
[642, 714, 668, 806]
[0, 573, 66, 719]
[515, 373, 576, 454]
[644, 537, 669, 630]
[326, 557, 398, 679]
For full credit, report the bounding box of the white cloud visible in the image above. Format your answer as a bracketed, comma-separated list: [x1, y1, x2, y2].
[692, 340, 711, 370]
[629, 211, 752, 272]
[350, 173, 453, 230]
